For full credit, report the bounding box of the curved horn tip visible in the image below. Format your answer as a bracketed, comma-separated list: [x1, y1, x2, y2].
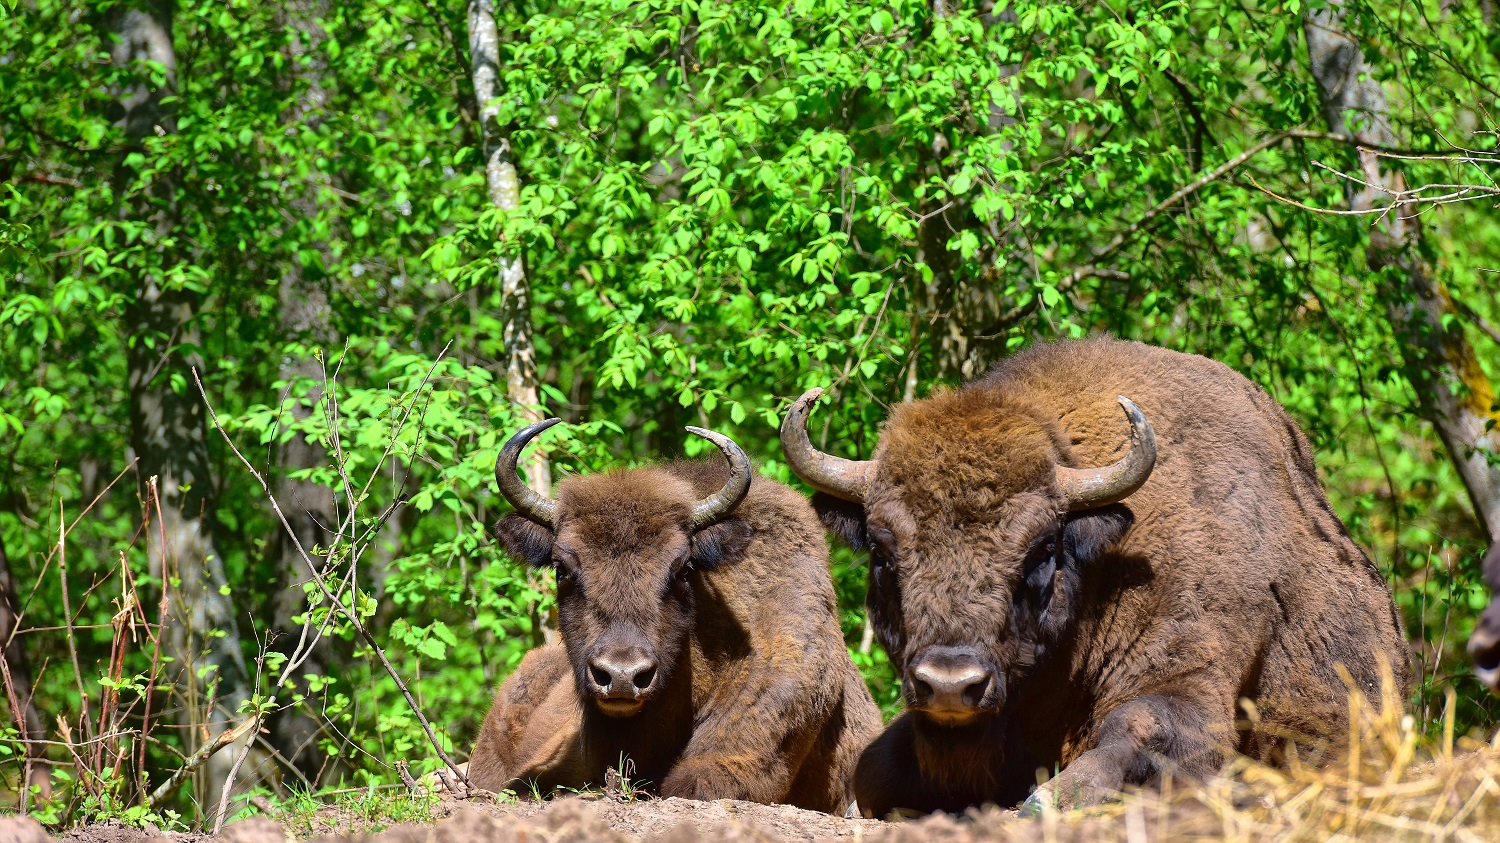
[685, 426, 753, 530]
[779, 385, 875, 503]
[684, 425, 751, 469]
[495, 417, 563, 528]
[1116, 397, 1155, 443]
[1054, 395, 1157, 512]
[527, 417, 565, 434]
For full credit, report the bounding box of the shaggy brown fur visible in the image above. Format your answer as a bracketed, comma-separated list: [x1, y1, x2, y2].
[1468, 543, 1500, 693]
[469, 461, 881, 814]
[808, 338, 1410, 817]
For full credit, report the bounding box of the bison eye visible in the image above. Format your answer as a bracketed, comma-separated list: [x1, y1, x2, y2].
[552, 548, 580, 586]
[1021, 533, 1058, 601]
[867, 527, 898, 573]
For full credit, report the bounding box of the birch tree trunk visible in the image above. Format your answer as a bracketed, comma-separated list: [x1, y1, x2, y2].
[1304, 3, 1500, 541]
[467, 0, 550, 496]
[111, 1, 250, 813]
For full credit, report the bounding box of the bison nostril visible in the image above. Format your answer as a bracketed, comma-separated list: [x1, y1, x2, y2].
[589, 662, 613, 690]
[911, 676, 935, 703]
[632, 664, 657, 690]
[960, 674, 990, 708]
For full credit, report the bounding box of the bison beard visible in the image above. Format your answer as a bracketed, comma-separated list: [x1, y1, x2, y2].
[786, 338, 1411, 818]
[468, 424, 881, 814]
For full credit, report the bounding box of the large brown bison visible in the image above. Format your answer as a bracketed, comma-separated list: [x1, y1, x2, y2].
[1468, 543, 1500, 693]
[468, 421, 881, 813]
[782, 338, 1409, 817]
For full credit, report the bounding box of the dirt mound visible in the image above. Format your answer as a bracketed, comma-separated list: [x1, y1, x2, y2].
[24, 739, 1500, 843]
[365, 797, 881, 842]
[32, 795, 1034, 843]
[256, 795, 1046, 843]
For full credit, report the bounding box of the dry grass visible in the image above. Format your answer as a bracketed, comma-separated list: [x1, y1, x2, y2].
[1015, 689, 1500, 843]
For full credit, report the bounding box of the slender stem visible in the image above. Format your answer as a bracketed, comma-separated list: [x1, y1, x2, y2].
[211, 652, 264, 833]
[146, 715, 258, 811]
[57, 500, 94, 749]
[191, 363, 471, 788]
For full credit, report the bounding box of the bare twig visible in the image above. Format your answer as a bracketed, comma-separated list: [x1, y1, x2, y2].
[136, 478, 170, 802]
[57, 501, 94, 746]
[982, 128, 1500, 336]
[191, 358, 472, 790]
[395, 760, 425, 797]
[5, 459, 139, 650]
[211, 649, 265, 833]
[146, 715, 259, 811]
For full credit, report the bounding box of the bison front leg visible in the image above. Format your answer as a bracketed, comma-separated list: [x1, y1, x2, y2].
[659, 678, 817, 805]
[659, 712, 798, 804]
[1023, 694, 1222, 813]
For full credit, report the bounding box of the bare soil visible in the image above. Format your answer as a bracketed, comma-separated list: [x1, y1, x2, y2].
[9, 740, 1500, 843]
[5, 792, 1105, 843]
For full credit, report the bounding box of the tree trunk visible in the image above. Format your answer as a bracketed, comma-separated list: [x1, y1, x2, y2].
[111, 1, 250, 814]
[467, 0, 550, 496]
[0, 535, 50, 802]
[265, 0, 341, 788]
[1304, 3, 1500, 541]
[915, 0, 1023, 382]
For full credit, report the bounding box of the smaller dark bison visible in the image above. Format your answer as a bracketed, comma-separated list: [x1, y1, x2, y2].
[469, 420, 881, 813]
[1468, 542, 1500, 693]
[782, 338, 1410, 818]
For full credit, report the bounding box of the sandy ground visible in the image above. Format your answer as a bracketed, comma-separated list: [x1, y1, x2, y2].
[6, 742, 1498, 843]
[0, 792, 1122, 843]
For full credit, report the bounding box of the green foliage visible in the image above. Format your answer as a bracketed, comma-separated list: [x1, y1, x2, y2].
[1, 0, 1498, 826]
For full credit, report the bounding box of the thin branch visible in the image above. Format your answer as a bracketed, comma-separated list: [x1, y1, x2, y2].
[981, 128, 1500, 336]
[212, 649, 265, 833]
[146, 715, 259, 811]
[191, 363, 472, 789]
[57, 500, 94, 745]
[1452, 295, 1500, 347]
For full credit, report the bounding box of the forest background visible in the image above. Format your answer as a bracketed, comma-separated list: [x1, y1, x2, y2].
[1, 0, 1499, 829]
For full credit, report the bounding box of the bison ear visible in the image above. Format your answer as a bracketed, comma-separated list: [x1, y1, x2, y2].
[493, 514, 556, 568]
[690, 518, 753, 571]
[1061, 504, 1134, 567]
[811, 492, 868, 551]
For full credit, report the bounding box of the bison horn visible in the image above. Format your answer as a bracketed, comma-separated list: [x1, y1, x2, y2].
[685, 427, 753, 529]
[779, 388, 876, 503]
[1055, 396, 1157, 511]
[496, 417, 562, 528]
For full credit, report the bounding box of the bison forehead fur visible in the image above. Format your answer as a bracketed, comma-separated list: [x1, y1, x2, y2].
[876, 389, 1064, 522]
[823, 337, 1411, 817]
[472, 459, 882, 814]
